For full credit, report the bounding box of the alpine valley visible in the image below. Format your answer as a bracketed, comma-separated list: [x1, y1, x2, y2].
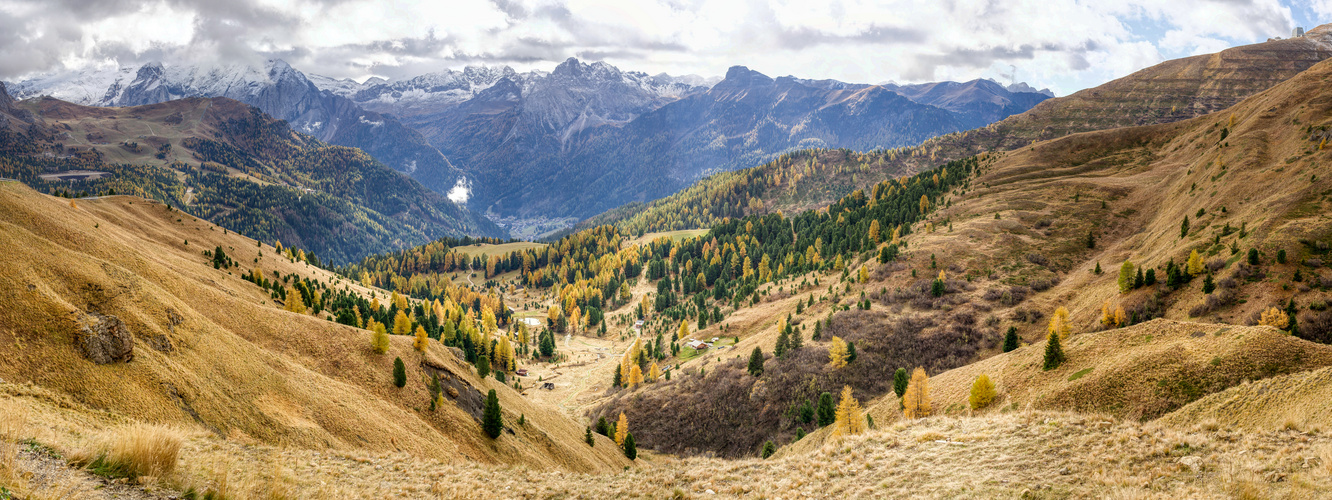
[5, 14, 1332, 500]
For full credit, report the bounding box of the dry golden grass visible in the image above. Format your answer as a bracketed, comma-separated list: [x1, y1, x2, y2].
[73, 423, 185, 481]
[0, 181, 628, 474]
[1163, 365, 1332, 432]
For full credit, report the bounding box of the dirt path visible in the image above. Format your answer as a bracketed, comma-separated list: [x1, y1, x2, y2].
[9, 444, 177, 499]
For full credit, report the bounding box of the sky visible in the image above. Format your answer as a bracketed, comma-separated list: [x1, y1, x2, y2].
[0, 0, 1326, 96]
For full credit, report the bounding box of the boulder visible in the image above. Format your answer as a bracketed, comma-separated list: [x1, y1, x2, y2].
[77, 312, 134, 364]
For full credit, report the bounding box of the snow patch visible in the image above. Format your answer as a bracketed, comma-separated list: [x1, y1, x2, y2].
[447, 177, 472, 204]
[403, 160, 417, 174]
[357, 115, 384, 127]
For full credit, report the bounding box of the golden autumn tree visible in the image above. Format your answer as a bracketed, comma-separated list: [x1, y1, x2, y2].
[868, 220, 881, 243]
[393, 310, 412, 336]
[969, 374, 996, 410]
[832, 385, 866, 437]
[615, 412, 629, 446]
[628, 365, 644, 388]
[370, 322, 390, 355]
[1048, 306, 1072, 340]
[902, 367, 931, 419]
[679, 320, 689, 340]
[413, 325, 429, 353]
[648, 362, 661, 382]
[1259, 306, 1290, 330]
[828, 337, 849, 368]
[284, 289, 307, 314]
[1186, 249, 1206, 276]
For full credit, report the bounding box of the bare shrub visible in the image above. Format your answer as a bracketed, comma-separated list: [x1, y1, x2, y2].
[1123, 292, 1166, 323]
[872, 261, 906, 280]
[982, 288, 1004, 301]
[1205, 258, 1227, 273]
[1299, 309, 1332, 344]
[1231, 263, 1265, 282]
[1321, 275, 1332, 289]
[1025, 253, 1050, 267]
[1033, 219, 1053, 229]
[1189, 289, 1237, 317]
[1029, 277, 1056, 291]
[1218, 277, 1238, 289]
[1305, 258, 1323, 268]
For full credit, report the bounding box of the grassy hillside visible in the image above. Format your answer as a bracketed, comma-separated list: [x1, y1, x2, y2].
[1162, 364, 1332, 432]
[0, 95, 504, 264]
[0, 181, 628, 479]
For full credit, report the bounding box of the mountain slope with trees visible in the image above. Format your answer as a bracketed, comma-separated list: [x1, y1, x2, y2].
[0, 91, 503, 264]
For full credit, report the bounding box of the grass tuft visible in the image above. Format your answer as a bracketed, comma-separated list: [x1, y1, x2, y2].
[78, 423, 184, 481]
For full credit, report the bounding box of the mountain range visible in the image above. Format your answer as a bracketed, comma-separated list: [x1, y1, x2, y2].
[314, 58, 1050, 222]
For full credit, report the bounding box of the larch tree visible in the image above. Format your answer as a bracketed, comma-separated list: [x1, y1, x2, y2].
[1187, 249, 1205, 276]
[868, 220, 881, 243]
[1118, 261, 1135, 294]
[615, 412, 629, 446]
[413, 325, 429, 353]
[969, 374, 996, 410]
[832, 385, 866, 437]
[827, 337, 850, 368]
[371, 322, 390, 354]
[1259, 306, 1290, 330]
[628, 365, 644, 388]
[679, 320, 689, 341]
[1048, 307, 1072, 340]
[902, 367, 931, 419]
[648, 362, 661, 382]
[284, 289, 307, 314]
[393, 310, 412, 336]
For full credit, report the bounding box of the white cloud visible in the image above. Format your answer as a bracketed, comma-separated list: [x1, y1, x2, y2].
[0, 0, 1311, 96]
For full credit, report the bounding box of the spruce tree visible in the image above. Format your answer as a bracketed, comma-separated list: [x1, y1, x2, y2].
[748, 347, 765, 377]
[613, 364, 622, 387]
[1202, 274, 1215, 294]
[585, 427, 594, 447]
[477, 353, 491, 379]
[812, 320, 823, 340]
[1134, 267, 1145, 289]
[623, 432, 637, 460]
[1043, 329, 1066, 371]
[774, 327, 789, 358]
[761, 440, 776, 459]
[817, 392, 836, 426]
[893, 368, 909, 397]
[1181, 215, 1189, 238]
[1003, 326, 1019, 352]
[1145, 268, 1157, 286]
[846, 341, 857, 363]
[1248, 248, 1260, 266]
[482, 389, 503, 439]
[596, 416, 609, 436]
[393, 357, 407, 388]
[789, 326, 803, 350]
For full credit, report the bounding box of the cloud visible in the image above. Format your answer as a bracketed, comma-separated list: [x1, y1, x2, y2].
[0, 0, 1313, 95]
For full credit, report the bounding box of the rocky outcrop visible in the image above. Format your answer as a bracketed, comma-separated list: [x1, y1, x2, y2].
[76, 312, 134, 364]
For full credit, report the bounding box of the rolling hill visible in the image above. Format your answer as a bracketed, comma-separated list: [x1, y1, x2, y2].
[0, 180, 627, 477]
[0, 89, 504, 264]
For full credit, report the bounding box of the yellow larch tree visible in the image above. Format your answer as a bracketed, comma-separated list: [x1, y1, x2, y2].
[969, 374, 996, 410]
[413, 325, 429, 353]
[828, 337, 849, 368]
[615, 412, 629, 446]
[832, 385, 866, 437]
[628, 365, 644, 388]
[284, 289, 307, 314]
[1186, 249, 1205, 276]
[393, 310, 412, 336]
[902, 367, 932, 419]
[1259, 306, 1290, 330]
[648, 362, 661, 382]
[1048, 306, 1072, 340]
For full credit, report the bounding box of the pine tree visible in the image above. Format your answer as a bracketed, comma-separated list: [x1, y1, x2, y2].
[1145, 268, 1157, 286]
[893, 368, 909, 397]
[623, 432, 637, 460]
[1086, 230, 1096, 249]
[585, 426, 594, 447]
[413, 325, 429, 353]
[615, 412, 629, 446]
[789, 324, 803, 351]
[969, 374, 996, 410]
[482, 389, 502, 439]
[748, 347, 765, 376]
[596, 416, 609, 436]
[612, 364, 622, 387]
[1094, 262, 1102, 274]
[846, 341, 857, 363]
[816, 392, 836, 426]
[1042, 328, 1066, 370]
[832, 385, 866, 437]
[371, 322, 390, 354]
[1181, 215, 1190, 238]
[761, 440, 776, 459]
[1202, 274, 1215, 294]
[1134, 267, 1145, 289]
[1003, 326, 1019, 352]
[828, 337, 849, 368]
[1187, 249, 1205, 276]
[1248, 248, 1260, 266]
[812, 319, 823, 340]
[1118, 261, 1135, 293]
[902, 367, 931, 419]
[476, 353, 491, 379]
[393, 357, 407, 388]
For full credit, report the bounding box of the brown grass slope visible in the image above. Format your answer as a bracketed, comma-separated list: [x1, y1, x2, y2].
[0, 181, 628, 472]
[1162, 364, 1332, 432]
